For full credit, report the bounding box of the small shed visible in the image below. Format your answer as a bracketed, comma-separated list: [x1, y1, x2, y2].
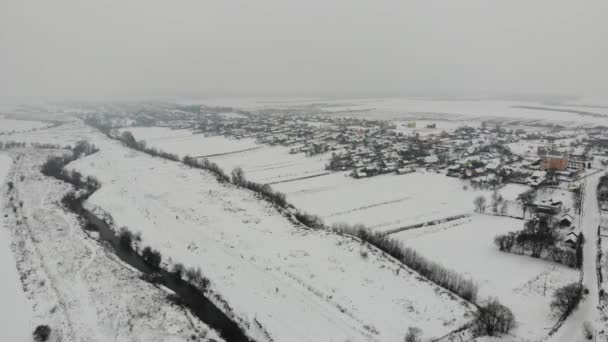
[563, 231, 578, 248]
[560, 214, 574, 227]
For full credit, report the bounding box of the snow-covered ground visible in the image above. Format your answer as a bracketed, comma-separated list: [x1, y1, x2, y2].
[392, 119, 481, 137]
[124, 126, 261, 157]
[394, 214, 580, 341]
[62, 125, 475, 341]
[0, 118, 49, 134]
[2, 149, 225, 342]
[0, 153, 33, 342]
[187, 97, 608, 127]
[123, 126, 332, 184]
[275, 171, 529, 231]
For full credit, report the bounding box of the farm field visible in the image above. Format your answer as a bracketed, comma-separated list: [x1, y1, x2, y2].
[393, 214, 580, 341]
[63, 125, 475, 341]
[275, 171, 530, 232]
[123, 127, 530, 231]
[193, 97, 608, 126]
[124, 126, 333, 184]
[124, 126, 261, 158]
[0, 118, 49, 134]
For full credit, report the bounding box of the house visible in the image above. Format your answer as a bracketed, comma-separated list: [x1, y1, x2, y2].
[541, 151, 568, 171]
[424, 155, 439, 164]
[535, 199, 563, 215]
[396, 167, 415, 175]
[560, 214, 573, 227]
[446, 165, 461, 177]
[354, 170, 368, 178]
[563, 231, 579, 248]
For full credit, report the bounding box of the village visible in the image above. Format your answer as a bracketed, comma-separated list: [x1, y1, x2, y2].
[141, 106, 608, 190]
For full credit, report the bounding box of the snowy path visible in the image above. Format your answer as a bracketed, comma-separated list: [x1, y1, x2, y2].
[0, 153, 33, 341]
[550, 172, 601, 342]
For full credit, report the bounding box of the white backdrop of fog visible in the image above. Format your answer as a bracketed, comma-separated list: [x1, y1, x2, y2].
[1, 0, 607, 103]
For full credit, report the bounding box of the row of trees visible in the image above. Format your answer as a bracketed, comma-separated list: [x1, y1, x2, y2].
[115, 131, 290, 210]
[473, 190, 507, 215]
[331, 222, 478, 302]
[0, 140, 72, 150]
[117, 227, 210, 291]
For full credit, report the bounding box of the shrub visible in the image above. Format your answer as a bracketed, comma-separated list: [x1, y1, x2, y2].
[120, 131, 138, 148]
[172, 262, 185, 278]
[582, 321, 594, 340]
[294, 211, 324, 229]
[118, 227, 134, 250]
[231, 167, 246, 185]
[185, 267, 210, 291]
[404, 326, 422, 342]
[551, 282, 583, 317]
[473, 298, 515, 336]
[72, 140, 99, 157]
[142, 246, 162, 268]
[33, 325, 51, 341]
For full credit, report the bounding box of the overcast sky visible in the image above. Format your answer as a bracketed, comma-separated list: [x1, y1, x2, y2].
[1, 0, 607, 102]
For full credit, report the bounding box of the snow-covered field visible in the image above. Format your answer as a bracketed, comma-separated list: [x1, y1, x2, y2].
[124, 126, 261, 157]
[185, 97, 608, 127]
[0, 118, 49, 134]
[0, 153, 33, 342]
[275, 171, 529, 231]
[120, 127, 530, 232]
[394, 214, 580, 341]
[113, 128, 532, 232]
[62, 125, 475, 341]
[123, 126, 332, 184]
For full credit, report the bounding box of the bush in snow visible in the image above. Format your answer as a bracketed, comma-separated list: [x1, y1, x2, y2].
[185, 267, 210, 291]
[142, 246, 162, 269]
[118, 227, 134, 250]
[582, 321, 594, 340]
[551, 282, 583, 318]
[172, 262, 185, 278]
[231, 167, 246, 186]
[473, 297, 515, 336]
[404, 326, 422, 342]
[294, 211, 325, 229]
[33, 325, 51, 341]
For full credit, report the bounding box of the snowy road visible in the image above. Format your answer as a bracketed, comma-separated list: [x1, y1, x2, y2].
[550, 172, 601, 342]
[0, 153, 33, 341]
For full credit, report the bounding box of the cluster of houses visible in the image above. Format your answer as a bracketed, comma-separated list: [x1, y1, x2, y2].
[125, 105, 599, 192]
[174, 110, 599, 188]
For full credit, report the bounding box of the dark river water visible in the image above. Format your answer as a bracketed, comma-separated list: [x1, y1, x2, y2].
[80, 209, 253, 342]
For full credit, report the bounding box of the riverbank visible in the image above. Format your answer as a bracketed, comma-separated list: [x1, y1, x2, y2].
[0, 153, 33, 341]
[2, 149, 226, 341]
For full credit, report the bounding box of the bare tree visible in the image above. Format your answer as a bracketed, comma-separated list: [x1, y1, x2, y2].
[551, 283, 583, 317]
[474, 195, 487, 212]
[404, 327, 422, 342]
[473, 298, 515, 336]
[231, 167, 246, 185]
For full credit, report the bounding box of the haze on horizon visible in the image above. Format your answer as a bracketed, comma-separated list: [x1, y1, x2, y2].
[1, 0, 607, 103]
